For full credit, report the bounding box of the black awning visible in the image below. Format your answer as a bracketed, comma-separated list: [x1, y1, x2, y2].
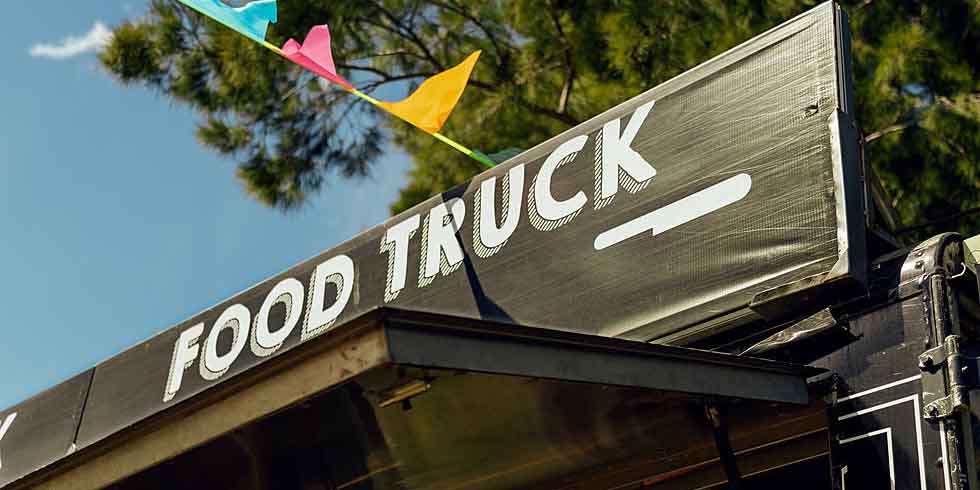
[13, 310, 825, 490]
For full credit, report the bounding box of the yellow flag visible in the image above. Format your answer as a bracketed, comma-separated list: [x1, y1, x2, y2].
[378, 51, 481, 133]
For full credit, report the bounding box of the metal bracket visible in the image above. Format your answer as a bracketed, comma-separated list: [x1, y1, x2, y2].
[919, 334, 971, 421]
[706, 403, 743, 489]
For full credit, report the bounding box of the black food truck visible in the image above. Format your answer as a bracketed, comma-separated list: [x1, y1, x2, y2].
[1, 2, 977, 489]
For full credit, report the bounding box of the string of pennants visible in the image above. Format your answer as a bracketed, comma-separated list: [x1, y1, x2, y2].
[178, 0, 496, 168]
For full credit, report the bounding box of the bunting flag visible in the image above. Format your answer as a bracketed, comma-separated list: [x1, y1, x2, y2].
[282, 25, 480, 135]
[176, 0, 277, 45]
[281, 25, 353, 90]
[376, 51, 481, 134]
[176, 3, 495, 168]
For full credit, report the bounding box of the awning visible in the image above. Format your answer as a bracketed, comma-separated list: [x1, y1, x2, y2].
[13, 310, 826, 490]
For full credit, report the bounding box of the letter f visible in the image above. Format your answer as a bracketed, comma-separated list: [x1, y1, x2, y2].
[163, 324, 205, 403]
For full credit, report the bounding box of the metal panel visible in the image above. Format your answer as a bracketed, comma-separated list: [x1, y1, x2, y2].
[0, 371, 91, 488]
[384, 319, 813, 404]
[819, 233, 969, 490]
[824, 300, 935, 490]
[74, 334, 177, 449]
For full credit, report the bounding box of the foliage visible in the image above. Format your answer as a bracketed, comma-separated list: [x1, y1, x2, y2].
[100, 0, 980, 238]
[847, 1, 980, 238]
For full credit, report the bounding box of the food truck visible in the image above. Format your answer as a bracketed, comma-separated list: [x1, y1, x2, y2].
[2, 2, 978, 488]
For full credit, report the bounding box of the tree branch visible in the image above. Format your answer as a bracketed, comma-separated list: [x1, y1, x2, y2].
[937, 93, 980, 113]
[351, 16, 442, 72]
[365, 0, 446, 70]
[548, 5, 574, 115]
[468, 79, 580, 126]
[349, 50, 425, 62]
[335, 63, 433, 86]
[895, 206, 980, 234]
[357, 72, 436, 93]
[864, 122, 912, 143]
[427, 0, 510, 60]
[335, 63, 395, 80]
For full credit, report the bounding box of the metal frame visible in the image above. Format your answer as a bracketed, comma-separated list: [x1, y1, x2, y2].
[383, 310, 819, 404]
[903, 234, 978, 490]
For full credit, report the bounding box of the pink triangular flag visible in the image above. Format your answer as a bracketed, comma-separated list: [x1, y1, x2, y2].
[282, 25, 353, 89]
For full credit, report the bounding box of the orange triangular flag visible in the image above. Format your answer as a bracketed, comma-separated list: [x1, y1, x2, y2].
[378, 51, 481, 133]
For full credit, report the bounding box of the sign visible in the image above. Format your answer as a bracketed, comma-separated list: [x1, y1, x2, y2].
[76, 0, 862, 447]
[0, 372, 91, 488]
[2, 2, 864, 483]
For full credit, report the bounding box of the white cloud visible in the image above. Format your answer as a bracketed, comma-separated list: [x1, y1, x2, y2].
[30, 21, 112, 60]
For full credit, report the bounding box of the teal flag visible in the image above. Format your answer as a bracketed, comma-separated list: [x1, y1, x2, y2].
[177, 0, 277, 44]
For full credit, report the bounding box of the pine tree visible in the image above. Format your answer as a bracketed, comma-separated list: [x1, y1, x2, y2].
[100, 0, 980, 239]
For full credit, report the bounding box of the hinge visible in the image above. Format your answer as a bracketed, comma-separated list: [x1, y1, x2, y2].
[919, 334, 971, 421]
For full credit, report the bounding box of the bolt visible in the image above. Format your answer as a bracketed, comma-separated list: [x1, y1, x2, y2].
[928, 405, 940, 417]
[920, 356, 934, 370]
[916, 259, 925, 269]
[936, 457, 944, 468]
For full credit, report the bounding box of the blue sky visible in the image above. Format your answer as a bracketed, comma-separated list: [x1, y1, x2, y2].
[0, 1, 411, 409]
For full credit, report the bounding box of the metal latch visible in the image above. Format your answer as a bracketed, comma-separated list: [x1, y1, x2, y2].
[919, 334, 971, 420]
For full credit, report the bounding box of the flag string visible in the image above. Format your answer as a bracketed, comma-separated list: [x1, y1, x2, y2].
[180, 0, 496, 169]
[262, 41, 495, 168]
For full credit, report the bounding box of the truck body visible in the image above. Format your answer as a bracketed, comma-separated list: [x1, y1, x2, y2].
[2, 2, 978, 489]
